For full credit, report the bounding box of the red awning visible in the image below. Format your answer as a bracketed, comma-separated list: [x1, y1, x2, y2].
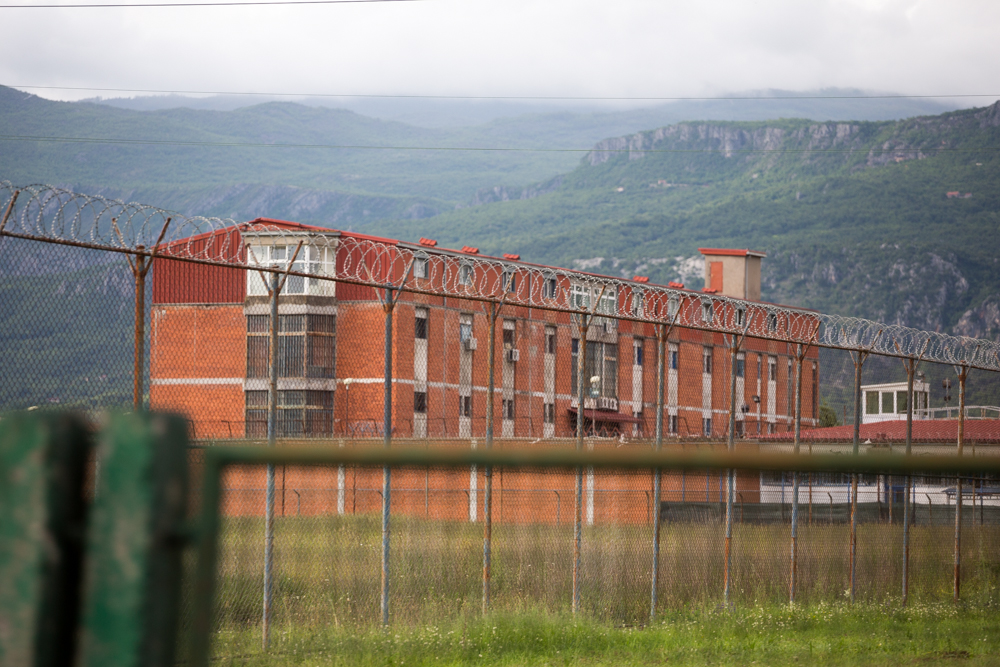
[567, 407, 641, 424]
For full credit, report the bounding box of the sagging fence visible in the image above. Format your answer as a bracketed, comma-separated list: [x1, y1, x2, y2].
[2, 182, 1000, 660]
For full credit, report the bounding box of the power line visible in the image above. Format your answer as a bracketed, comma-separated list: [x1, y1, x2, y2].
[7, 84, 1000, 102]
[0, 0, 414, 7]
[1, 133, 997, 154]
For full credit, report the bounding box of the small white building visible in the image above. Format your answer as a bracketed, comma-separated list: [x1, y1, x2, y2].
[862, 380, 930, 424]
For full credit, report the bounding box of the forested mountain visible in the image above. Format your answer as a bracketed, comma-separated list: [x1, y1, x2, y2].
[385, 104, 1000, 340]
[1, 84, 997, 338]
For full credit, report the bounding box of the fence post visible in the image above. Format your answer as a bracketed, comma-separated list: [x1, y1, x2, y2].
[483, 301, 498, 614]
[954, 365, 969, 602]
[849, 350, 865, 604]
[723, 337, 738, 607]
[381, 287, 396, 626]
[0, 413, 91, 667]
[790, 344, 803, 604]
[573, 313, 590, 615]
[650, 324, 666, 621]
[78, 414, 189, 667]
[902, 357, 916, 605]
[262, 272, 278, 649]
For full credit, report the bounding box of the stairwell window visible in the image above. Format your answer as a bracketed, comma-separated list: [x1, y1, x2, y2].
[460, 395, 472, 418]
[502, 399, 515, 420]
[414, 391, 428, 414]
[413, 256, 429, 279]
[415, 307, 428, 340]
[543, 403, 555, 424]
[703, 347, 713, 374]
[545, 327, 556, 354]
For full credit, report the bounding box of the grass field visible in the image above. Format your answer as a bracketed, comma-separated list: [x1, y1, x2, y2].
[207, 605, 1000, 666]
[190, 512, 1000, 664]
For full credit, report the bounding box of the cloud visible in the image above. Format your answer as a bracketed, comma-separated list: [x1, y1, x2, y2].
[1, 0, 998, 102]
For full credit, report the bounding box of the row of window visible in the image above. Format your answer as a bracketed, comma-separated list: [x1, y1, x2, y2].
[245, 389, 334, 437]
[417, 391, 556, 423]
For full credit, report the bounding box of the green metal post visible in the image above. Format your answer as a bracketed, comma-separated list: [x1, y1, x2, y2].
[77, 413, 189, 667]
[0, 413, 91, 667]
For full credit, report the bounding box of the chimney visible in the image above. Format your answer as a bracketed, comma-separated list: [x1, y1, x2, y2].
[698, 248, 766, 301]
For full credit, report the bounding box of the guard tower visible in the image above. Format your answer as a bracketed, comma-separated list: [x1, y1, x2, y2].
[699, 248, 766, 301]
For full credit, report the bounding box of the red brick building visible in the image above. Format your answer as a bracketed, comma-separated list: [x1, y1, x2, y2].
[149, 220, 820, 443]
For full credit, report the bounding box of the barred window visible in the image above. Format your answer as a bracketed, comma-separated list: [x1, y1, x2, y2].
[247, 314, 336, 380]
[414, 391, 428, 413]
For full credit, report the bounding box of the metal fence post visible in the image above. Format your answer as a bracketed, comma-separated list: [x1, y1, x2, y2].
[650, 324, 666, 620]
[382, 286, 395, 626]
[262, 272, 278, 650]
[790, 344, 803, 603]
[902, 358, 915, 605]
[573, 313, 590, 615]
[483, 301, 498, 614]
[723, 337, 738, 607]
[954, 365, 969, 602]
[850, 350, 864, 604]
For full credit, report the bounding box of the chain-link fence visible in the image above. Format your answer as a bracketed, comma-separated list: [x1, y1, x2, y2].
[2, 182, 1000, 661]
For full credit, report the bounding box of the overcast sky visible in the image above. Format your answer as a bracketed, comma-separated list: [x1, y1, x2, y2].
[3, 0, 1000, 106]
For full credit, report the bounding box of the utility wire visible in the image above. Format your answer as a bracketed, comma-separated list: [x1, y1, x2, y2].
[1, 133, 997, 153]
[0, 0, 414, 7]
[8, 84, 1000, 101]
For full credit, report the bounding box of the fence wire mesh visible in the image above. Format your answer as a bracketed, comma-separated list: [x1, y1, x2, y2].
[2, 182, 1000, 663]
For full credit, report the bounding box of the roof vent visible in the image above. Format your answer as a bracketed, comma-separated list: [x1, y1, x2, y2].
[419, 237, 437, 247]
[668, 281, 684, 289]
[461, 246, 479, 254]
[633, 276, 649, 283]
[702, 287, 718, 294]
[503, 253, 520, 261]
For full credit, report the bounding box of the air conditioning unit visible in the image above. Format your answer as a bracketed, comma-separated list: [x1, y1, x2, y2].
[505, 348, 520, 363]
[463, 338, 478, 351]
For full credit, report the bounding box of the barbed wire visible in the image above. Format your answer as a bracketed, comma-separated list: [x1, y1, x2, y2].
[2, 181, 999, 372]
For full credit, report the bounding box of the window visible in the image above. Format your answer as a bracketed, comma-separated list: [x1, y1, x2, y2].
[703, 347, 712, 374]
[246, 314, 336, 380]
[545, 327, 556, 354]
[570, 284, 590, 310]
[669, 347, 679, 370]
[634, 343, 644, 366]
[882, 392, 894, 414]
[415, 308, 428, 340]
[571, 338, 617, 399]
[502, 270, 517, 293]
[542, 276, 558, 299]
[632, 289, 644, 317]
[459, 263, 472, 286]
[787, 359, 794, 416]
[460, 395, 472, 418]
[667, 296, 679, 319]
[703, 417, 712, 436]
[543, 403, 555, 424]
[246, 243, 333, 296]
[502, 398, 515, 420]
[570, 283, 616, 315]
[736, 354, 745, 378]
[503, 322, 515, 347]
[768, 356, 777, 382]
[812, 362, 819, 418]
[866, 391, 879, 415]
[702, 300, 713, 323]
[413, 256, 429, 279]
[767, 422, 776, 435]
[735, 307, 745, 327]
[896, 390, 908, 414]
[757, 355, 762, 380]
[459, 319, 473, 342]
[668, 414, 678, 434]
[245, 389, 333, 437]
[414, 391, 427, 413]
[767, 313, 778, 333]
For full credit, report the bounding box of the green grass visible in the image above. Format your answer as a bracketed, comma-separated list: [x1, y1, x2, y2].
[190, 513, 1000, 664]
[208, 604, 1000, 666]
